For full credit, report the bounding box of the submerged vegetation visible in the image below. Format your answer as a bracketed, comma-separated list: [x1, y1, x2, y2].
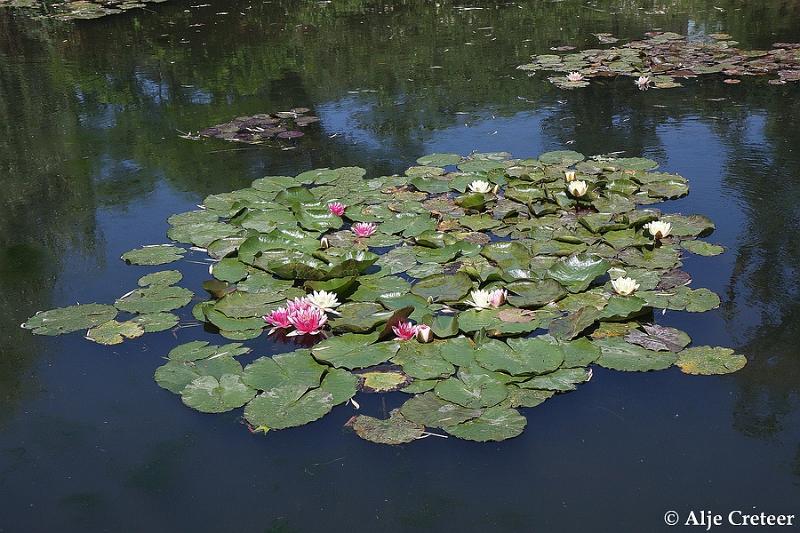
[519, 31, 800, 89]
[22, 150, 746, 444]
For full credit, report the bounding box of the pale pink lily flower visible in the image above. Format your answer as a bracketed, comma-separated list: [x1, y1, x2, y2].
[488, 288, 507, 308]
[566, 72, 585, 82]
[392, 321, 418, 341]
[328, 202, 346, 216]
[352, 222, 377, 238]
[264, 307, 291, 334]
[287, 307, 328, 336]
[416, 324, 433, 343]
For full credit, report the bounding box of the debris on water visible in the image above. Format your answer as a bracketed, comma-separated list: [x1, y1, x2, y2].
[181, 109, 319, 145]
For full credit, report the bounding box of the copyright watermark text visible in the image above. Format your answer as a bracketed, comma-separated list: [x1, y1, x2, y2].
[664, 510, 796, 529]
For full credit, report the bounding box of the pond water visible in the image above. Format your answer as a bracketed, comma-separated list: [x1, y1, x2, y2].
[1, 0, 800, 530]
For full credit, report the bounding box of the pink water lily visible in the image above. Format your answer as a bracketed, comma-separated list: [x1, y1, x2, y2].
[328, 202, 346, 216]
[392, 321, 418, 341]
[286, 297, 314, 315]
[352, 222, 377, 238]
[264, 308, 291, 334]
[489, 288, 507, 308]
[287, 307, 328, 336]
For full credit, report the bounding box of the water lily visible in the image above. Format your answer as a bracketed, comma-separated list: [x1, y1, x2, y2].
[328, 202, 346, 216]
[611, 277, 640, 296]
[320, 236, 330, 249]
[264, 307, 291, 334]
[464, 288, 506, 309]
[468, 180, 493, 194]
[307, 290, 341, 313]
[488, 288, 507, 307]
[352, 222, 377, 238]
[636, 75, 652, 90]
[392, 321, 418, 341]
[566, 71, 585, 82]
[567, 180, 588, 197]
[644, 220, 672, 239]
[416, 324, 433, 343]
[564, 169, 577, 182]
[286, 297, 314, 315]
[287, 307, 328, 336]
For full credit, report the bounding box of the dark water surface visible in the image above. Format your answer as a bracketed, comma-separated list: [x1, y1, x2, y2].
[1, 1, 800, 531]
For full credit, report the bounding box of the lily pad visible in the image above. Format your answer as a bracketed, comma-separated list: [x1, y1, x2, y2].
[349, 409, 425, 445]
[181, 374, 256, 414]
[676, 346, 747, 375]
[122, 245, 185, 266]
[445, 406, 526, 442]
[22, 303, 118, 336]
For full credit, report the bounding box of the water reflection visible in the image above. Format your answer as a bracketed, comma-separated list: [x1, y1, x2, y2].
[1, 0, 800, 528]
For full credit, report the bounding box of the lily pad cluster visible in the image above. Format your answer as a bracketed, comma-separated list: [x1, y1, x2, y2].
[22, 150, 747, 444]
[518, 31, 800, 89]
[181, 109, 320, 145]
[0, 0, 168, 20]
[22, 268, 190, 344]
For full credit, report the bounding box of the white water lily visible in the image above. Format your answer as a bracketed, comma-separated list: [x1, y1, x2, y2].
[564, 169, 577, 182]
[567, 180, 588, 197]
[635, 75, 652, 90]
[307, 290, 341, 313]
[320, 236, 330, 249]
[416, 324, 434, 343]
[611, 276, 640, 296]
[644, 220, 672, 239]
[464, 288, 505, 309]
[468, 180, 493, 193]
[464, 289, 493, 309]
[566, 71, 585, 82]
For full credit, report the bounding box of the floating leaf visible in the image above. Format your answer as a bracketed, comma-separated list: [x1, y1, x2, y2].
[400, 392, 482, 428]
[349, 409, 425, 444]
[445, 406, 526, 442]
[122, 245, 185, 266]
[676, 346, 747, 375]
[594, 337, 677, 371]
[181, 374, 256, 414]
[22, 304, 118, 336]
[86, 320, 144, 345]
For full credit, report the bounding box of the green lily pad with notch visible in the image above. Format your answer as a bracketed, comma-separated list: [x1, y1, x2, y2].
[212, 258, 249, 283]
[122, 245, 186, 266]
[131, 312, 179, 333]
[242, 350, 326, 392]
[399, 391, 482, 428]
[138, 270, 183, 287]
[506, 279, 567, 308]
[549, 306, 603, 341]
[243, 368, 358, 430]
[434, 365, 509, 408]
[114, 285, 194, 314]
[594, 337, 677, 371]
[181, 374, 256, 414]
[681, 240, 724, 256]
[154, 355, 244, 394]
[675, 346, 746, 375]
[538, 150, 585, 166]
[445, 406, 526, 442]
[416, 153, 462, 167]
[22, 303, 118, 336]
[349, 409, 425, 444]
[411, 272, 473, 303]
[505, 386, 555, 408]
[518, 367, 591, 391]
[547, 253, 610, 292]
[392, 342, 455, 380]
[312, 332, 399, 369]
[330, 302, 393, 333]
[660, 214, 715, 237]
[86, 320, 144, 345]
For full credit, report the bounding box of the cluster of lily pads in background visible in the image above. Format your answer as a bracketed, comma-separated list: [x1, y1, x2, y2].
[180, 109, 319, 145]
[0, 0, 167, 20]
[519, 31, 800, 89]
[22, 150, 747, 444]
